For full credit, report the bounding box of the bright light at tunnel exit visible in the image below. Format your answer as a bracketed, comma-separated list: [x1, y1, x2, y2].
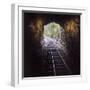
[41, 22, 67, 53]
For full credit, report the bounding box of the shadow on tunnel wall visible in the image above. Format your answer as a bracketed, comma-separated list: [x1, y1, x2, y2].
[23, 11, 80, 77]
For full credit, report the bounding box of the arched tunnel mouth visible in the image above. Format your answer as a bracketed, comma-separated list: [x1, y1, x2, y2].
[42, 22, 65, 49]
[23, 11, 80, 77]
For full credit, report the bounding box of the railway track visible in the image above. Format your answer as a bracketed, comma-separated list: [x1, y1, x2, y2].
[45, 47, 71, 76]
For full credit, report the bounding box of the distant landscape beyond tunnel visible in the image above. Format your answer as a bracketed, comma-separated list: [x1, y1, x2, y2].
[23, 11, 80, 77]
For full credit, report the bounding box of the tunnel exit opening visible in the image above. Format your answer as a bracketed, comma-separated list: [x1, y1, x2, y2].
[41, 22, 67, 54]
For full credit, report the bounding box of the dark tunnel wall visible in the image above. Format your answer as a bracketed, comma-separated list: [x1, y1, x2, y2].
[23, 11, 80, 77]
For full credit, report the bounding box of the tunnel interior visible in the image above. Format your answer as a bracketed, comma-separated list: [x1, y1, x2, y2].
[23, 11, 80, 77]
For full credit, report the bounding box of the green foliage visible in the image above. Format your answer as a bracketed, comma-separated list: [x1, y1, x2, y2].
[44, 22, 62, 39]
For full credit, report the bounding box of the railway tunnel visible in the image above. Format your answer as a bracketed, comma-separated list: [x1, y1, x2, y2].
[23, 12, 80, 77]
